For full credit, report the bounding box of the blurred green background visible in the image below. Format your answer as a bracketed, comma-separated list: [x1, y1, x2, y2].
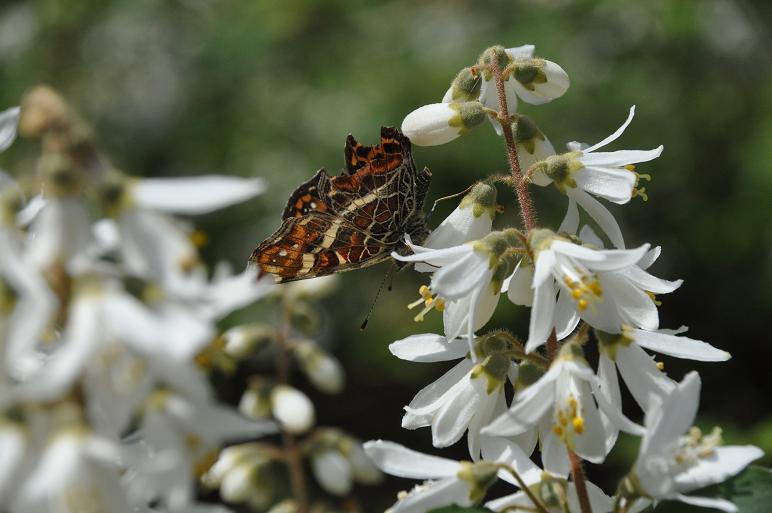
[1, 0, 771, 510]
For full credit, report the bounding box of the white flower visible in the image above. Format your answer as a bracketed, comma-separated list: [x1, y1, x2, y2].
[476, 45, 569, 135]
[98, 172, 266, 297]
[14, 420, 132, 513]
[0, 419, 26, 507]
[294, 341, 345, 394]
[270, 384, 315, 434]
[391, 333, 518, 458]
[311, 449, 353, 496]
[419, 182, 497, 254]
[630, 372, 762, 512]
[402, 101, 486, 146]
[0, 106, 20, 152]
[501, 258, 535, 307]
[483, 343, 643, 476]
[486, 474, 612, 513]
[395, 230, 520, 353]
[364, 440, 511, 513]
[526, 229, 680, 353]
[528, 107, 663, 248]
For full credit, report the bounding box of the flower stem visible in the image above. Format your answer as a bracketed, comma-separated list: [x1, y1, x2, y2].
[276, 293, 309, 513]
[498, 464, 551, 513]
[489, 59, 537, 231]
[568, 449, 594, 513]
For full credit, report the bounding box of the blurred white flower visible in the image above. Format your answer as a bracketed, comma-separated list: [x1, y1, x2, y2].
[270, 385, 315, 434]
[0, 106, 20, 152]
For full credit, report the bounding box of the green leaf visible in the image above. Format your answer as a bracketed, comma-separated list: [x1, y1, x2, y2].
[642, 466, 772, 513]
[427, 506, 496, 513]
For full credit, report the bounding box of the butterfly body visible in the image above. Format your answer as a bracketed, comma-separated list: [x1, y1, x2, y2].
[250, 127, 431, 282]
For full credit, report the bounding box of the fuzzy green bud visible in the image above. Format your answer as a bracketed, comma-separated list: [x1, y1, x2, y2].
[457, 461, 499, 503]
[447, 67, 482, 102]
[459, 182, 498, 220]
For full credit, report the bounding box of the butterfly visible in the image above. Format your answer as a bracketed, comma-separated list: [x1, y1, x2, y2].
[249, 126, 431, 283]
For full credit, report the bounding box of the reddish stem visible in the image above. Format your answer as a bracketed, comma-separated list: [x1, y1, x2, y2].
[569, 449, 594, 513]
[489, 59, 538, 231]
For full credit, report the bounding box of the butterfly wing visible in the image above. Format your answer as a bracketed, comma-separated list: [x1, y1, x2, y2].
[252, 126, 423, 282]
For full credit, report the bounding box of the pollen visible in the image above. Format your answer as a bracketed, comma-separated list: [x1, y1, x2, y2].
[553, 425, 564, 437]
[577, 299, 588, 310]
[656, 361, 665, 371]
[572, 417, 585, 434]
[552, 394, 586, 447]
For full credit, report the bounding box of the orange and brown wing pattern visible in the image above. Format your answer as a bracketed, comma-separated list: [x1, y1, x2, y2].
[250, 126, 427, 283]
[250, 213, 393, 282]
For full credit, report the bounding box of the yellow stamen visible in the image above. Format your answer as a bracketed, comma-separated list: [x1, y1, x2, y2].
[656, 361, 665, 371]
[572, 417, 585, 434]
[577, 299, 588, 311]
[553, 425, 564, 437]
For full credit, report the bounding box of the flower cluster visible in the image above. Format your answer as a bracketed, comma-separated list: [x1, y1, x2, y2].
[365, 45, 762, 513]
[0, 89, 381, 513]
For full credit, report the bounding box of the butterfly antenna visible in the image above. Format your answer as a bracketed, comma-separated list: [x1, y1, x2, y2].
[360, 264, 395, 330]
[427, 184, 474, 221]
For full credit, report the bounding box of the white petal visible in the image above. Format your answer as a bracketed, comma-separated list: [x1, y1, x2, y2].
[637, 246, 661, 270]
[423, 204, 493, 251]
[532, 248, 556, 288]
[483, 366, 559, 436]
[389, 333, 468, 362]
[132, 176, 266, 215]
[674, 445, 763, 492]
[512, 60, 570, 105]
[506, 45, 536, 58]
[443, 286, 499, 339]
[579, 225, 605, 248]
[580, 146, 663, 167]
[362, 440, 461, 479]
[590, 244, 652, 272]
[486, 491, 532, 512]
[312, 450, 352, 496]
[572, 378, 608, 463]
[568, 481, 613, 513]
[597, 354, 622, 452]
[432, 378, 481, 447]
[619, 265, 682, 294]
[541, 426, 570, 477]
[558, 197, 580, 234]
[0, 106, 20, 152]
[568, 188, 626, 249]
[550, 239, 607, 262]
[481, 437, 542, 486]
[575, 166, 637, 204]
[640, 371, 701, 458]
[554, 290, 580, 340]
[632, 329, 730, 362]
[0, 423, 26, 502]
[602, 273, 659, 330]
[673, 494, 738, 513]
[392, 477, 471, 513]
[583, 106, 636, 154]
[525, 278, 557, 353]
[616, 344, 675, 411]
[402, 103, 464, 146]
[431, 252, 490, 299]
[393, 243, 469, 264]
[506, 260, 534, 307]
[403, 360, 473, 414]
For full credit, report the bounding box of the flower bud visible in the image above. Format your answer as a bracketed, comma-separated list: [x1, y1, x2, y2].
[19, 86, 72, 138]
[267, 500, 299, 513]
[511, 58, 570, 104]
[419, 182, 497, 259]
[239, 383, 273, 420]
[401, 101, 485, 146]
[526, 153, 583, 191]
[442, 67, 482, 102]
[294, 341, 345, 394]
[512, 115, 556, 186]
[222, 322, 275, 359]
[347, 440, 383, 485]
[311, 448, 353, 496]
[456, 461, 499, 503]
[38, 154, 83, 197]
[271, 384, 315, 434]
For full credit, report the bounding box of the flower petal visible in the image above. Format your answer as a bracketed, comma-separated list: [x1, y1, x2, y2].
[362, 440, 461, 479]
[674, 445, 763, 492]
[389, 333, 469, 362]
[525, 278, 557, 353]
[568, 188, 626, 249]
[583, 106, 636, 154]
[575, 166, 637, 204]
[558, 197, 580, 235]
[132, 176, 267, 215]
[632, 329, 730, 362]
[616, 344, 675, 411]
[672, 494, 738, 513]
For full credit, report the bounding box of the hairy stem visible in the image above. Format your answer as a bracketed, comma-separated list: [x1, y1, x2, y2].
[276, 294, 309, 512]
[569, 449, 594, 513]
[489, 59, 537, 231]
